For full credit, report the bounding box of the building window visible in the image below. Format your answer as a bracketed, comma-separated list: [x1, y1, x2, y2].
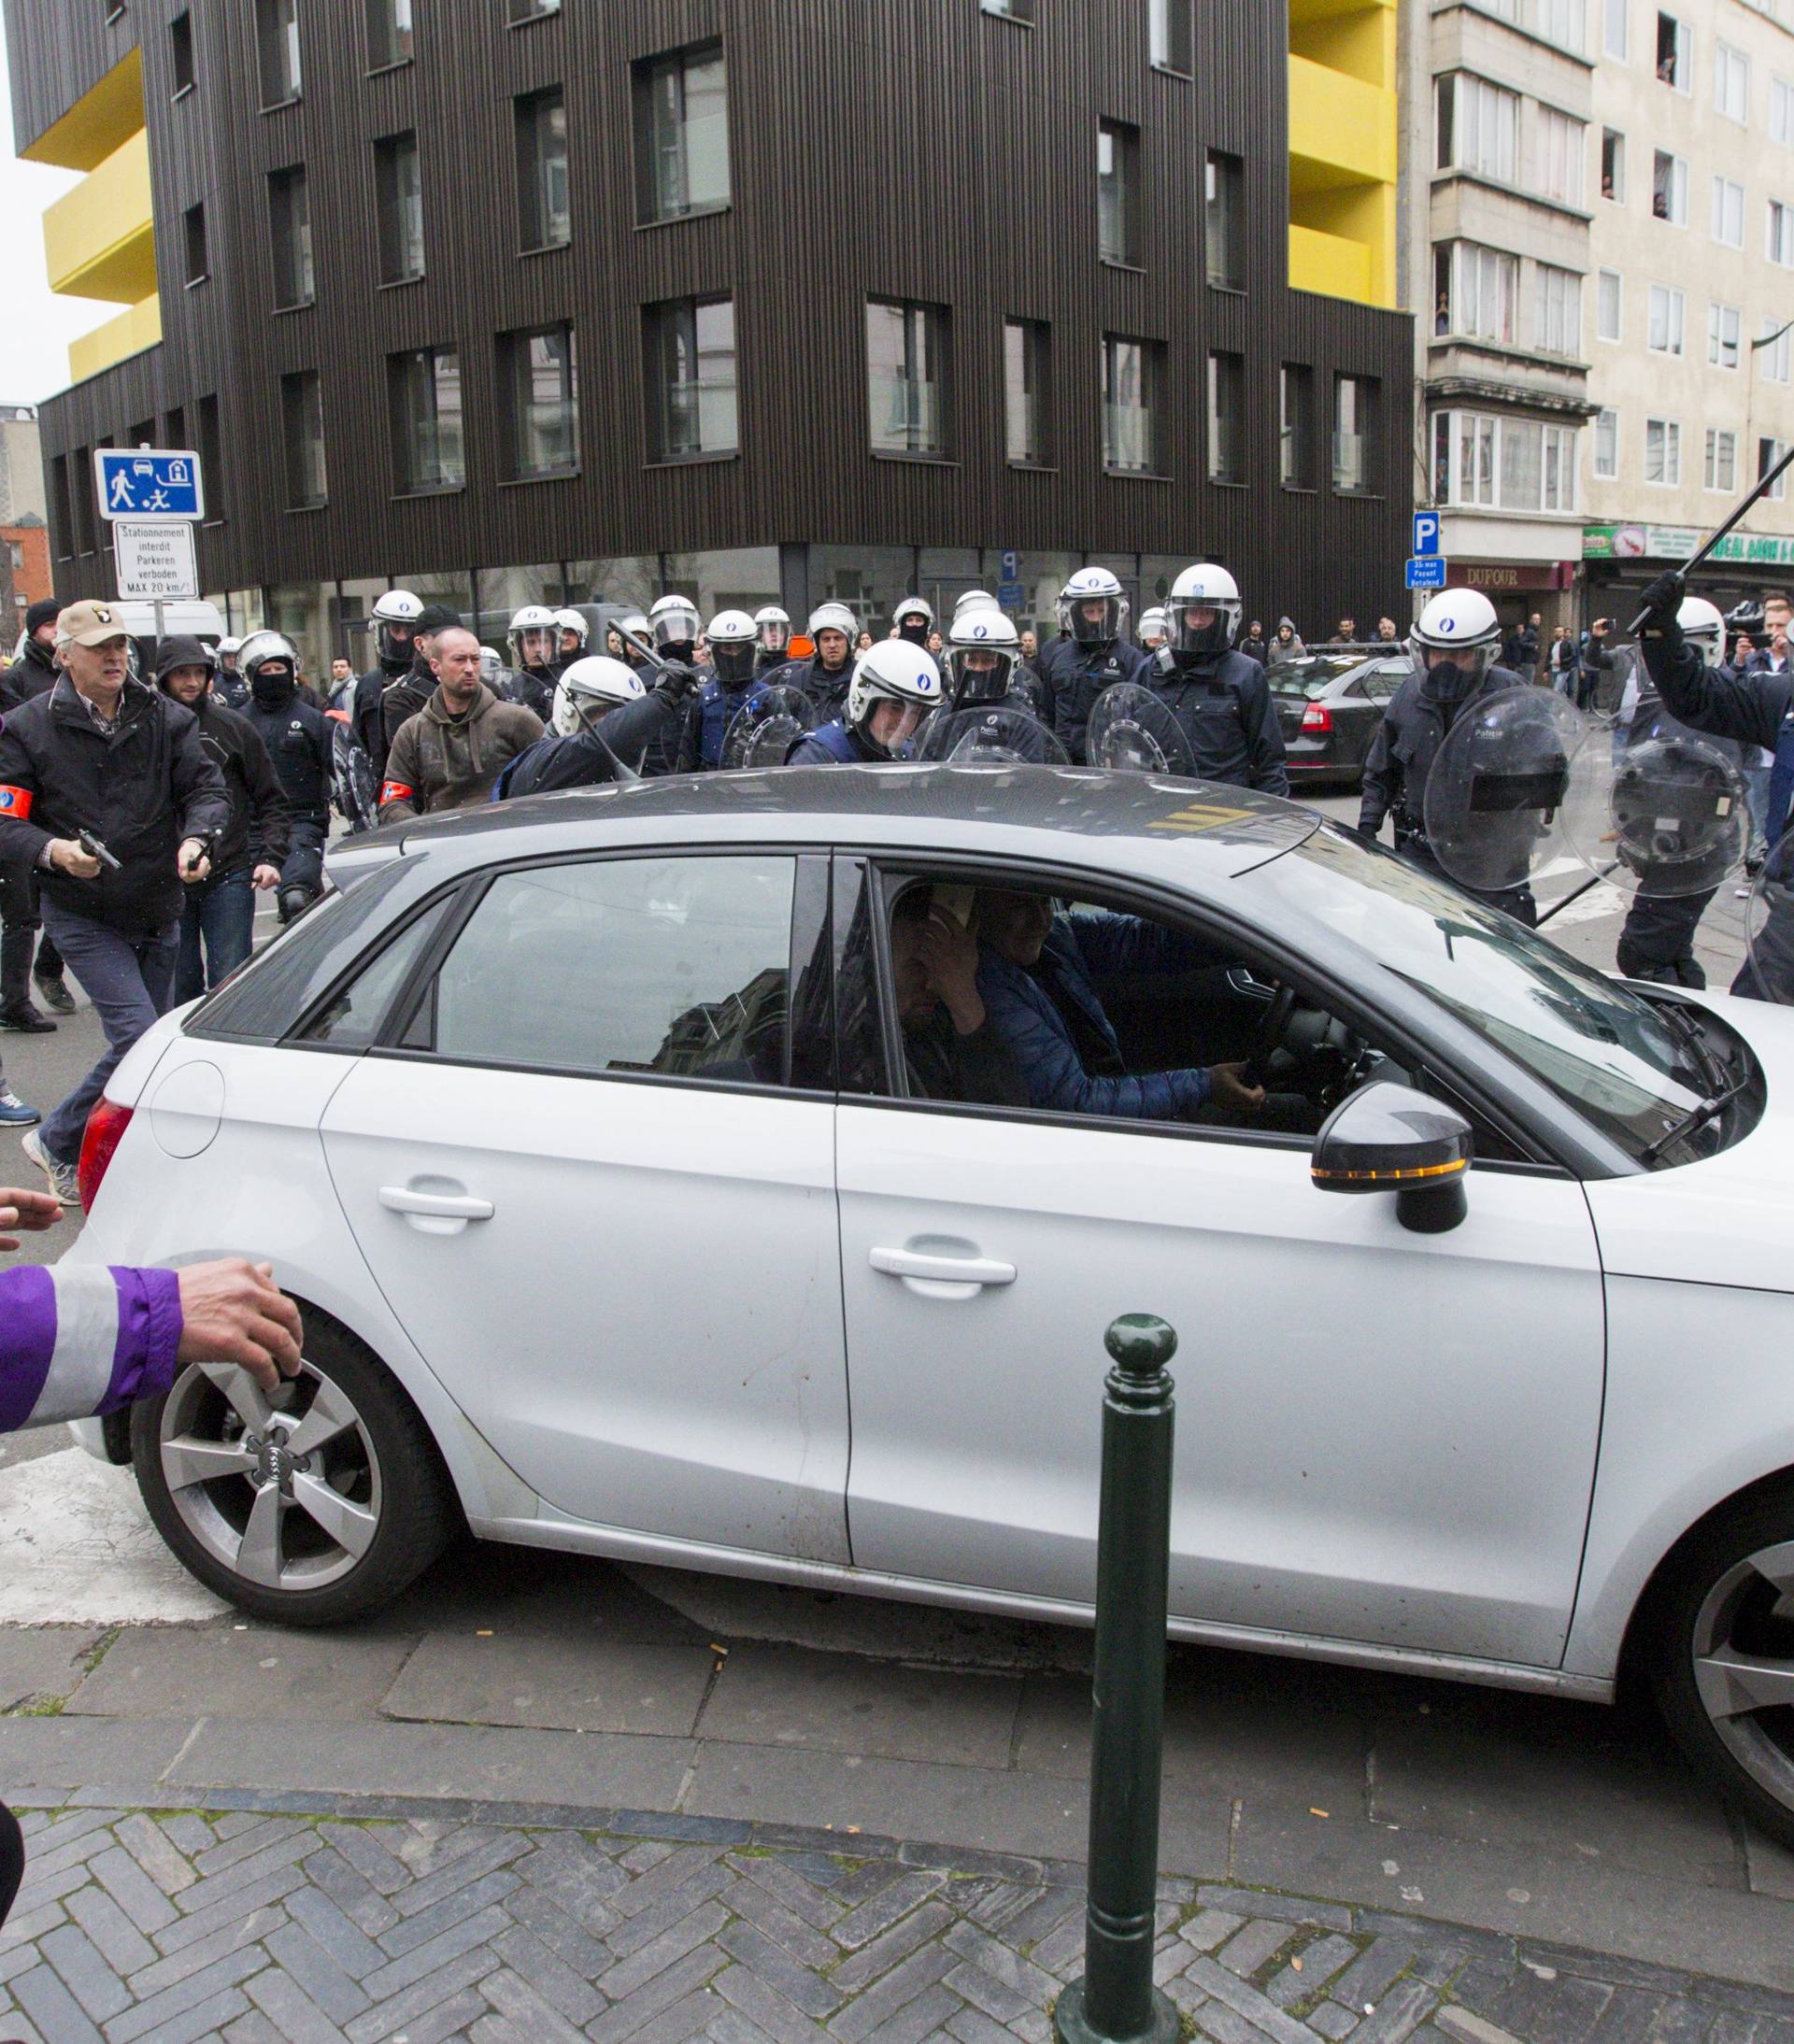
[1760, 436, 1789, 500]
[1709, 301, 1742, 370]
[502, 323, 578, 479]
[182, 202, 207, 286]
[1656, 12, 1689, 90]
[1436, 410, 1575, 511]
[366, 0, 412, 67]
[634, 41, 729, 225]
[375, 132, 423, 283]
[1003, 319, 1050, 466]
[1770, 199, 1794, 265]
[1279, 364, 1315, 489]
[1761, 319, 1792, 383]
[1604, 0, 1628, 60]
[268, 165, 313, 308]
[1601, 129, 1624, 203]
[1436, 74, 1518, 184]
[1530, 106, 1585, 207]
[647, 296, 739, 462]
[1097, 121, 1140, 266]
[1712, 177, 1744, 249]
[1773, 78, 1794, 147]
[257, 0, 301, 106]
[1539, 0, 1585, 52]
[516, 88, 569, 249]
[1594, 407, 1618, 478]
[1716, 43, 1750, 123]
[1332, 375, 1375, 494]
[1206, 351, 1245, 485]
[1149, 0, 1192, 74]
[390, 347, 463, 492]
[980, 0, 1035, 17]
[509, 0, 562, 19]
[1705, 428, 1739, 492]
[1647, 283, 1685, 354]
[866, 298, 948, 460]
[1103, 334, 1160, 475]
[281, 370, 326, 508]
[1533, 264, 1580, 356]
[170, 11, 194, 95]
[1644, 417, 1681, 486]
[1596, 267, 1622, 341]
[1204, 150, 1244, 288]
[1436, 241, 1516, 343]
[1652, 149, 1687, 224]
[196, 394, 224, 521]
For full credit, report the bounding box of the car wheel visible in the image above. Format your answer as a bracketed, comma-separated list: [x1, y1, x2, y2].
[1649, 1487, 1794, 1849]
[130, 1312, 458, 1626]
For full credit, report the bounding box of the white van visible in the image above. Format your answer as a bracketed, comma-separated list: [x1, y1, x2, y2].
[7, 598, 227, 666]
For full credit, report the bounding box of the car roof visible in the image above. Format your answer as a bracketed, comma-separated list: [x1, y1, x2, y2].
[379, 764, 1317, 886]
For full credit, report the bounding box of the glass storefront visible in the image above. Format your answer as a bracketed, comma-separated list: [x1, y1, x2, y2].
[475, 563, 564, 649]
[335, 575, 391, 675]
[807, 546, 917, 634]
[568, 556, 660, 614]
[662, 547, 780, 617]
[266, 581, 333, 683]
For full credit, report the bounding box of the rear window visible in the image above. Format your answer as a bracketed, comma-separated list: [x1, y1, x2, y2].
[1266, 657, 1362, 698]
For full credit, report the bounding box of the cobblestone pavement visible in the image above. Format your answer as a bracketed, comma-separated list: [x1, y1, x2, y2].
[2, 1796, 1791, 2044]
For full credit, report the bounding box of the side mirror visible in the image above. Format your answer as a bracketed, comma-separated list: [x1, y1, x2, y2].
[1312, 1081, 1473, 1234]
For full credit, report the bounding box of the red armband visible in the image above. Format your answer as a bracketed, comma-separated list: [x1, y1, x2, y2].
[0, 785, 33, 819]
[379, 781, 415, 807]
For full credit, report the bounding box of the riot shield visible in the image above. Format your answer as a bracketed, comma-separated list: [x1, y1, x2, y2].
[1588, 645, 1634, 724]
[1085, 684, 1195, 774]
[916, 704, 1070, 765]
[1422, 688, 1602, 894]
[721, 686, 816, 771]
[1562, 703, 1748, 900]
[1745, 831, 1794, 1003]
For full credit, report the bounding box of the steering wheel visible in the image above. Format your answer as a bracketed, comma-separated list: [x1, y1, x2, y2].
[1246, 982, 1299, 1087]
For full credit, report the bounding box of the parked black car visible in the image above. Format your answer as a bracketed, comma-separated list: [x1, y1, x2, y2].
[1270, 651, 1414, 790]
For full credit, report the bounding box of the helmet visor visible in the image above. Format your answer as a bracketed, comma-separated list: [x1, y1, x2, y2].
[516, 627, 557, 666]
[654, 605, 701, 649]
[1167, 600, 1237, 660]
[758, 620, 790, 653]
[713, 641, 757, 686]
[947, 646, 1015, 706]
[1070, 596, 1120, 646]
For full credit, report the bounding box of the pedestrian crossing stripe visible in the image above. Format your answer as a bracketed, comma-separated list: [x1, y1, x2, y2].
[1148, 801, 1254, 835]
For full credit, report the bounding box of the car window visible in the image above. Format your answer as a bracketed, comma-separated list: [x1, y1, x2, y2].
[298, 895, 457, 1049]
[412, 854, 798, 1087]
[1359, 667, 1404, 704]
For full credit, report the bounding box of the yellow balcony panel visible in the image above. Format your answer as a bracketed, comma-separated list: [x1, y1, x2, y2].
[44, 131, 157, 305]
[1289, 53, 1398, 188]
[68, 295, 163, 386]
[21, 50, 144, 173]
[1290, 2, 1397, 91]
[1290, 222, 1373, 303]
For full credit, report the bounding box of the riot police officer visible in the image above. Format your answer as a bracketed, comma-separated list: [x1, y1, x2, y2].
[505, 605, 562, 723]
[237, 631, 334, 924]
[753, 605, 791, 675]
[681, 611, 767, 771]
[552, 608, 589, 670]
[788, 642, 943, 764]
[916, 610, 1062, 761]
[213, 636, 249, 711]
[1360, 588, 1539, 923]
[775, 603, 860, 720]
[494, 655, 699, 800]
[349, 589, 422, 783]
[1146, 564, 1288, 795]
[892, 596, 935, 647]
[1037, 568, 1150, 759]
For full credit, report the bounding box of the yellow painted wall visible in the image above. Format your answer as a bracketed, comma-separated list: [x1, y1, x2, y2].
[69, 296, 163, 386]
[21, 50, 143, 171]
[1287, 0, 1398, 307]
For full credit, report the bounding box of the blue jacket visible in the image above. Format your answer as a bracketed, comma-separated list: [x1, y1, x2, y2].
[1038, 639, 1151, 761]
[976, 911, 1219, 1121]
[1646, 637, 1794, 844]
[685, 678, 769, 771]
[787, 719, 865, 765]
[1147, 648, 1289, 795]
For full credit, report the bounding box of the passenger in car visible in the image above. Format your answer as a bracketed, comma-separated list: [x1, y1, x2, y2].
[974, 889, 1265, 1124]
[887, 888, 1028, 1107]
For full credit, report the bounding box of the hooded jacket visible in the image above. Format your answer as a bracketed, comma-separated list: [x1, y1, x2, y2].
[154, 640, 292, 877]
[0, 632, 58, 714]
[379, 681, 543, 820]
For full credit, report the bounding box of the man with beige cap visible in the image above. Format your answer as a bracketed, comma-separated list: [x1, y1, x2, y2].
[0, 600, 229, 1202]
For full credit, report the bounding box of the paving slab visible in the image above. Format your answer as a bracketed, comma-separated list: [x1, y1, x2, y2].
[381, 1629, 717, 1736]
[0, 1627, 107, 1711]
[64, 1624, 417, 1722]
[0, 1714, 196, 1793]
[699, 1643, 1023, 1767]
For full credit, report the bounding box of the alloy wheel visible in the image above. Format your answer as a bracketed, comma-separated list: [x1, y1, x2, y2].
[1689, 1539, 1794, 1812]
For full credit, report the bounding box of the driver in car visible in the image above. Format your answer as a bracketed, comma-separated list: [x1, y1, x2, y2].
[888, 888, 1028, 1107]
[974, 889, 1266, 1123]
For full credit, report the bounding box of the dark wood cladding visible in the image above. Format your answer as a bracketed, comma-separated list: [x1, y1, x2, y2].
[10, 0, 1415, 630]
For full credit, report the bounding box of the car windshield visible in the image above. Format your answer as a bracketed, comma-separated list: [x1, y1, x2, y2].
[1254, 825, 1739, 1168]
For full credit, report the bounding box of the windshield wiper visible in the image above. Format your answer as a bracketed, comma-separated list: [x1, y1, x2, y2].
[1640, 1072, 1751, 1165]
[1648, 996, 1731, 1097]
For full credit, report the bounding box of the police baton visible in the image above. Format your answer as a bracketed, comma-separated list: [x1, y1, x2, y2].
[1629, 446, 1794, 633]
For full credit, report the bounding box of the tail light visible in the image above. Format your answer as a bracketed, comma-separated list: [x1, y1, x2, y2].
[1301, 703, 1334, 734]
[78, 1099, 135, 1213]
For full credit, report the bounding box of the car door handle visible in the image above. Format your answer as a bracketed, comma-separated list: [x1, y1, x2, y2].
[377, 1185, 495, 1222]
[870, 1246, 1017, 1287]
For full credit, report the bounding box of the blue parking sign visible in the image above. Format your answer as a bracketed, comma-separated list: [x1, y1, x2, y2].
[1405, 556, 1447, 590]
[94, 448, 205, 522]
[1412, 512, 1441, 557]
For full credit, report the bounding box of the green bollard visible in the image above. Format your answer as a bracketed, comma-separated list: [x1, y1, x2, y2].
[1054, 1314, 1180, 2044]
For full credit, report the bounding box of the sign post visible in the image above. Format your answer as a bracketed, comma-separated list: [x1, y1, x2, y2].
[93, 447, 206, 648]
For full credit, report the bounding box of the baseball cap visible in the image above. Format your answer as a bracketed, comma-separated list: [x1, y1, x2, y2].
[55, 600, 132, 648]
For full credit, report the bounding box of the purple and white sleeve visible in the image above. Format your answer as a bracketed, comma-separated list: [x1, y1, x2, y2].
[0, 1265, 184, 1433]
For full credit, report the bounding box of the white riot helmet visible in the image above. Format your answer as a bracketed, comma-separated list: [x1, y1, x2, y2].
[1058, 567, 1129, 646]
[945, 608, 1021, 708]
[648, 592, 702, 654]
[846, 640, 944, 759]
[1166, 563, 1243, 662]
[552, 655, 647, 737]
[509, 603, 559, 672]
[753, 604, 791, 657]
[808, 603, 859, 663]
[552, 607, 590, 654]
[707, 608, 759, 688]
[953, 589, 1001, 618]
[1138, 607, 1169, 646]
[239, 630, 300, 694]
[478, 645, 505, 685]
[613, 612, 651, 663]
[1678, 595, 1726, 669]
[892, 594, 935, 645]
[372, 589, 424, 672]
[217, 635, 243, 667]
[1410, 588, 1502, 685]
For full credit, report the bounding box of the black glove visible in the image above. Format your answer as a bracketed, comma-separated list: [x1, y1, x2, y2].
[1637, 570, 1687, 638]
[657, 660, 702, 703]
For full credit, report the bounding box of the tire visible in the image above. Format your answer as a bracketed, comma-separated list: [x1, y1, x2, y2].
[130, 1311, 458, 1626]
[1647, 1483, 1794, 1851]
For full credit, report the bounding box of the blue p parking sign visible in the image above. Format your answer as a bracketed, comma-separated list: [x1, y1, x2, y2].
[1412, 512, 1441, 558]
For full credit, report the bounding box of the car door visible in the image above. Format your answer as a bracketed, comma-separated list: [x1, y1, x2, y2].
[320, 848, 852, 1565]
[834, 860, 1606, 1669]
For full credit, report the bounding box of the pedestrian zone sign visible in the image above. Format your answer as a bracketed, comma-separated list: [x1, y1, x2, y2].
[94, 448, 206, 521]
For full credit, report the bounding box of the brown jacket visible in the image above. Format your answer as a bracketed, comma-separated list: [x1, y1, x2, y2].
[378, 682, 543, 822]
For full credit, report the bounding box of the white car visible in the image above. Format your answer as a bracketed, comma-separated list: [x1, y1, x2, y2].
[66, 767, 1794, 1843]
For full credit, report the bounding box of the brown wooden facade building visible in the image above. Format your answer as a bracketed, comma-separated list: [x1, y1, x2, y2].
[7, 0, 1416, 674]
